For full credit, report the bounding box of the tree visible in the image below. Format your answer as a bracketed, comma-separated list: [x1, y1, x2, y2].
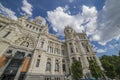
[89, 60, 103, 78]
[71, 60, 83, 80]
[118, 50, 120, 56]
[116, 64, 120, 78]
[100, 55, 117, 79]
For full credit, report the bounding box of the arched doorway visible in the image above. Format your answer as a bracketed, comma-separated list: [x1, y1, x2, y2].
[1, 51, 25, 80]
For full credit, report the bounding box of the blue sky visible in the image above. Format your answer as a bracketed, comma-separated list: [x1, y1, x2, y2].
[0, 0, 120, 57]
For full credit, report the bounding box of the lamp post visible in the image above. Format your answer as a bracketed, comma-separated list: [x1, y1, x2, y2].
[64, 73, 68, 80]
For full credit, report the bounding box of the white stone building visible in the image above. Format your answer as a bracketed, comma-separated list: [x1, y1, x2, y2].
[0, 15, 102, 80]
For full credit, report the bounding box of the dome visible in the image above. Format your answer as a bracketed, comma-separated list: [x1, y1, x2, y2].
[33, 16, 46, 26]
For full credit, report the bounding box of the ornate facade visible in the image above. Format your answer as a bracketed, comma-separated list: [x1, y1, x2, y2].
[0, 15, 102, 80]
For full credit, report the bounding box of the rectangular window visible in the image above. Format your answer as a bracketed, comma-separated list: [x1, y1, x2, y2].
[29, 25, 32, 28]
[51, 47, 53, 53]
[0, 24, 5, 31]
[62, 64, 66, 72]
[41, 42, 44, 48]
[47, 46, 49, 52]
[70, 48, 74, 53]
[55, 63, 59, 72]
[86, 46, 89, 52]
[76, 48, 78, 52]
[26, 24, 29, 27]
[54, 48, 57, 54]
[36, 59, 40, 67]
[62, 50, 64, 55]
[57, 49, 60, 54]
[46, 62, 51, 71]
[45, 77, 51, 80]
[78, 57, 80, 61]
[72, 57, 75, 61]
[0, 24, 2, 28]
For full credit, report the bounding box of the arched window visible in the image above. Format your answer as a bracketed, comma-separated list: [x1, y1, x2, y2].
[46, 58, 51, 72]
[26, 24, 29, 27]
[70, 48, 74, 53]
[33, 26, 35, 29]
[62, 50, 64, 55]
[36, 59, 40, 67]
[62, 59, 66, 72]
[72, 57, 75, 61]
[86, 46, 89, 52]
[55, 60, 59, 72]
[76, 48, 78, 52]
[0, 24, 3, 28]
[46, 62, 51, 71]
[39, 29, 41, 32]
[55, 63, 59, 72]
[36, 55, 41, 67]
[62, 64, 66, 72]
[41, 42, 44, 48]
[29, 25, 32, 28]
[78, 57, 81, 61]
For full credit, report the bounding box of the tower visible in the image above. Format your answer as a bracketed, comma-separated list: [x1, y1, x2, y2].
[64, 26, 102, 78]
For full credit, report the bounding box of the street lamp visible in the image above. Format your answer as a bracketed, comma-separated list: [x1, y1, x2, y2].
[64, 73, 68, 80]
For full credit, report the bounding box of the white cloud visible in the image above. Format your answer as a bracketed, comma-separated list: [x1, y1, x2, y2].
[108, 40, 120, 49]
[47, 0, 120, 46]
[82, 5, 98, 35]
[91, 0, 120, 45]
[21, 0, 32, 16]
[97, 48, 107, 53]
[0, 3, 17, 20]
[69, 0, 74, 3]
[47, 5, 97, 36]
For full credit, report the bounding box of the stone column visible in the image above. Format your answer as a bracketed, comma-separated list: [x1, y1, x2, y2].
[65, 59, 69, 75]
[60, 59, 63, 75]
[27, 50, 38, 73]
[59, 44, 62, 56]
[94, 55, 103, 70]
[14, 57, 31, 80]
[72, 41, 76, 53]
[79, 42, 89, 67]
[66, 42, 73, 66]
[78, 42, 90, 77]
[14, 63, 23, 80]
[51, 57, 55, 74]
[53, 43, 55, 54]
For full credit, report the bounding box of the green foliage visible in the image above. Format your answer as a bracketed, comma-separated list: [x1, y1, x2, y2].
[119, 51, 120, 56]
[71, 60, 83, 80]
[100, 54, 120, 79]
[89, 60, 103, 78]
